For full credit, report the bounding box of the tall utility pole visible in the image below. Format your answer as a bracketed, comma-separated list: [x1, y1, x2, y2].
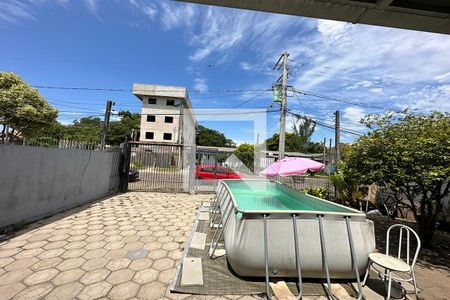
[328, 138, 332, 167]
[334, 110, 341, 165]
[323, 137, 326, 164]
[273, 52, 289, 160]
[101, 100, 114, 151]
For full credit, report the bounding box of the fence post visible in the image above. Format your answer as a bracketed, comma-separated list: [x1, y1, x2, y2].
[119, 141, 131, 192]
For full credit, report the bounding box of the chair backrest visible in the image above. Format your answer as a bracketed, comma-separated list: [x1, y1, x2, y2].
[386, 224, 421, 270]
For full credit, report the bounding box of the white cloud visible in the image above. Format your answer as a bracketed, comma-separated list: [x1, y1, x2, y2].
[0, 1, 35, 25]
[316, 20, 352, 45]
[342, 107, 367, 132]
[346, 80, 374, 90]
[84, 0, 98, 15]
[239, 62, 251, 71]
[129, 0, 157, 20]
[369, 87, 383, 94]
[180, 6, 309, 64]
[435, 72, 450, 83]
[194, 77, 208, 92]
[438, 84, 450, 94]
[158, 1, 195, 30]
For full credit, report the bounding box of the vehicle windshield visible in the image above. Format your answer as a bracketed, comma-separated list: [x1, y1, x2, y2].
[223, 165, 236, 173]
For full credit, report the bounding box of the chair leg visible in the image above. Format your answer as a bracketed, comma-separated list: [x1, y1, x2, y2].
[411, 271, 419, 299]
[386, 270, 392, 300]
[362, 260, 371, 286]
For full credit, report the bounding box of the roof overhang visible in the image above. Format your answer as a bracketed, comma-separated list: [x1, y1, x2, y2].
[133, 83, 187, 101]
[177, 0, 450, 35]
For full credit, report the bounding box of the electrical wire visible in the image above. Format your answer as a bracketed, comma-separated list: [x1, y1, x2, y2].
[291, 87, 393, 111]
[287, 109, 365, 136]
[31, 85, 269, 94]
[199, 90, 271, 122]
[114, 109, 280, 117]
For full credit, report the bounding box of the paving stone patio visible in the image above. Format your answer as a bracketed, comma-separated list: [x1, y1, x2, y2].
[0, 192, 224, 300]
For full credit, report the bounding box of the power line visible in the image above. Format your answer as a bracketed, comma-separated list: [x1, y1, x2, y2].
[199, 90, 271, 122]
[290, 61, 427, 86]
[115, 109, 281, 117]
[287, 109, 364, 136]
[291, 87, 394, 111]
[31, 85, 269, 94]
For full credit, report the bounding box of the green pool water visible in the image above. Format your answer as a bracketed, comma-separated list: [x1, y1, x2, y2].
[223, 180, 354, 213]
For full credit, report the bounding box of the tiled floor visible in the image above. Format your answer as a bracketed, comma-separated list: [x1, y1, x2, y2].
[0, 192, 228, 300]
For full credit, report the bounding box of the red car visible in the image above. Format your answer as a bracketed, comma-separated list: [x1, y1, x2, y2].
[195, 165, 241, 180]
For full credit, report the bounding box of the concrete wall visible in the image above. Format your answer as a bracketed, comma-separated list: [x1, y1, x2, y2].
[140, 97, 182, 143]
[0, 145, 121, 229]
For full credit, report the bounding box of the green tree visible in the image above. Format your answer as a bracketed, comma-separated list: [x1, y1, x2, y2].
[107, 111, 140, 146]
[0, 72, 58, 141]
[234, 143, 255, 172]
[266, 116, 322, 153]
[266, 132, 301, 152]
[330, 170, 362, 206]
[292, 115, 316, 143]
[343, 111, 450, 246]
[196, 125, 234, 147]
[64, 117, 102, 142]
[266, 132, 322, 153]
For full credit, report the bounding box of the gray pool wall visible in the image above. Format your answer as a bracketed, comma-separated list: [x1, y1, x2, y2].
[218, 179, 376, 279]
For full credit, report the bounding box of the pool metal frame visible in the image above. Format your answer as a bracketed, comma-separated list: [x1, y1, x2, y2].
[209, 179, 364, 300]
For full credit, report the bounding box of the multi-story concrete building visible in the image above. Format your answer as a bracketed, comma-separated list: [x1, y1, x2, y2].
[132, 83, 196, 145]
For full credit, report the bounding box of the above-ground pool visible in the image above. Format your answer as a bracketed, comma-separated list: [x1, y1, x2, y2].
[210, 179, 376, 281]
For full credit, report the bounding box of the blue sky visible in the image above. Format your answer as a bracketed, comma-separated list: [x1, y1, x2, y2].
[1, 0, 450, 145]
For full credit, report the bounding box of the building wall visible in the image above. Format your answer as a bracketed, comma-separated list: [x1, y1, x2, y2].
[140, 96, 182, 143]
[0, 145, 120, 229]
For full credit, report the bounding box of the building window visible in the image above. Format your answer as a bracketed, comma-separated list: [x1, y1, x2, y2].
[166, 99, 175, 106]
[148, 98, 157, 104]
[165, 116, 174, 123]
[145, 132, 154, 140]
[147, 115, 155, 122]
[163, 133, 172, 141]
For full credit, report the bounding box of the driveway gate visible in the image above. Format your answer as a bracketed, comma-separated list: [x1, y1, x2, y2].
[124, 141, 194, 192]
[123, 142, 235, 193]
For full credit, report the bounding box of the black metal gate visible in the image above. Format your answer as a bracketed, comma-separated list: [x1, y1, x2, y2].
[121, 141, 234, 193]
[124, 141, 192, 192]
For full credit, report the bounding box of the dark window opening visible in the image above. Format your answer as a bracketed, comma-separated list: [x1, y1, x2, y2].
[166, 99, 175, 106]
[147, 115, 156, 122]
[165, 116, 174, 123]
[163, 133, 172, 141]
[145, 132, 154, 139]
[148, 98, 157, 104]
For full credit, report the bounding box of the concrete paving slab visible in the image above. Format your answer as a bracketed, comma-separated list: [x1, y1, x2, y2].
[190, 232, 207, 250]
[181, 257, 203, 286]
[198, 212, 210, 221]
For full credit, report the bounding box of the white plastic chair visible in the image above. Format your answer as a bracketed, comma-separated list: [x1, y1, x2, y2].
[362, 224, 421, 299]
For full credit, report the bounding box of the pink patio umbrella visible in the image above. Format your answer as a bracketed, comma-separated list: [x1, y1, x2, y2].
[260, 157, 325, 177]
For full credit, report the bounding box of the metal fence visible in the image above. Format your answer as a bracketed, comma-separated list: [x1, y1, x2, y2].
[123, 141, 334, 195]
[10, 138, 101, 150]
[279, 175, 333, 194]
[127, 142, 193, 192]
